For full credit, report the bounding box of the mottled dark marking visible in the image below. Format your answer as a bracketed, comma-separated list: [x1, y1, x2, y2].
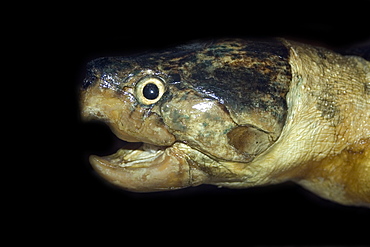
[318, 98, 339, 120]
[311, 82, 341, 126]
[316, 48, 328, 60]
[191, 65, 278, 111]
[183, 39, 292, 130]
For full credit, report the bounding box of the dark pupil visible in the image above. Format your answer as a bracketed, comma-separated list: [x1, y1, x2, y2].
[143, 83, 159, 100]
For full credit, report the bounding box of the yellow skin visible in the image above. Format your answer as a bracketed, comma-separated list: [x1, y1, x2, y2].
[81, 39, 370, 207]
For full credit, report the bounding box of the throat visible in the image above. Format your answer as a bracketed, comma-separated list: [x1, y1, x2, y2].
[296, 139, 370, 206]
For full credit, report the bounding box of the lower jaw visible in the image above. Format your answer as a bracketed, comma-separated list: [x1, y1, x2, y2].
[88, 142, 208, 192]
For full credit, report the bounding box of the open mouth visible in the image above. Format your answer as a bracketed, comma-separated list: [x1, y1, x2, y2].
[90, 142, 167, 169]
[88, 135, 213, 192]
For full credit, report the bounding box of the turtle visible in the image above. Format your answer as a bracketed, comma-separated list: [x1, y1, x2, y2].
[80, 38, 370, 207]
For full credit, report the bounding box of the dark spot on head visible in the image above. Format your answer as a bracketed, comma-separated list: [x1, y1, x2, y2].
[168, 73, 181, 84]
[317, 49, 328, 60]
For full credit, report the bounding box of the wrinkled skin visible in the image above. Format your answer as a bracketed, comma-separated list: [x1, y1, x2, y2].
[81, 39, 370, 207]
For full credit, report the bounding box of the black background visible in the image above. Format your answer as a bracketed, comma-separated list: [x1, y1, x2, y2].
[38, 3, 370, 246]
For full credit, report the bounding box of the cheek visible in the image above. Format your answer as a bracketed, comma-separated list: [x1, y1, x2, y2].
[132, 112, 176, 146]
[161, 97, 253, 162]
[115, 101, 175, 146]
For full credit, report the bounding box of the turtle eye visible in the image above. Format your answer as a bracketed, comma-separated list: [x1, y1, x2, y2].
[135, 77, 166, 105]
[143, 83, 159, 100]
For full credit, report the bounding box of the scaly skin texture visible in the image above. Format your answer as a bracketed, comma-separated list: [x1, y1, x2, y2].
[81, 39, 370, 207]
[280, 41, 370, 206]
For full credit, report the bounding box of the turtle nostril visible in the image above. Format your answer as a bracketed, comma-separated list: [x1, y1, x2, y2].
[82, 73, 99, 89]
[82, 64, 99, 89]
[82, 77, 93, 89]
[81, 57, 117, 90]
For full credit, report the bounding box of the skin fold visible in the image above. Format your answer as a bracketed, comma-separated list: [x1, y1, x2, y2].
[81, 38, 370, 207]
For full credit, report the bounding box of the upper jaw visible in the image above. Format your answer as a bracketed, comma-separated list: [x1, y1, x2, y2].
[80, 82, 176, 146]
